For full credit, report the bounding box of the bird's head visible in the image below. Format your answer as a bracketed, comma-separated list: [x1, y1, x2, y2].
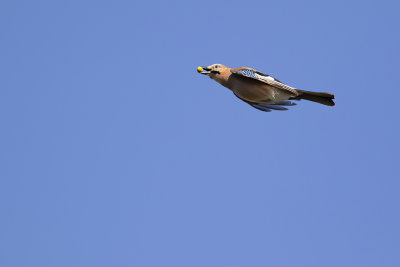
[197, 64, 229, 80]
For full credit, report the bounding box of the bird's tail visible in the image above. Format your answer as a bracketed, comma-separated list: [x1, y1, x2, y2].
[293, 90, 335, 106]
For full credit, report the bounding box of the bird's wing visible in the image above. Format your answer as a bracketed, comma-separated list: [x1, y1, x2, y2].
[233, 93, 296, 112]
[231, 67, 298, 95]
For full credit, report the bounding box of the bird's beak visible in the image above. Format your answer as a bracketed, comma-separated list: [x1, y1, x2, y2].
[197, 66, 211, 75]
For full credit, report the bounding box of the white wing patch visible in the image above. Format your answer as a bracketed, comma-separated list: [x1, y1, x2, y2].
[256, 73, 275, 82]
[254, 72, 298, 95]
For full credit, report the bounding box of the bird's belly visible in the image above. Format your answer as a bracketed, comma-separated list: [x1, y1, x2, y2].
[232, 84, 275, 103]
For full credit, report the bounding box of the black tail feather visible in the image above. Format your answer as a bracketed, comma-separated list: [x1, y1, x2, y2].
[293, 90, 335, 106]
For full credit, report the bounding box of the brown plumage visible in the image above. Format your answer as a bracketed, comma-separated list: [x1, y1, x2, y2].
[198, 64, 335, 112]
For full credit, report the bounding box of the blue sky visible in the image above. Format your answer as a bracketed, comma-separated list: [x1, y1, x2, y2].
[1, 0, 400, 266]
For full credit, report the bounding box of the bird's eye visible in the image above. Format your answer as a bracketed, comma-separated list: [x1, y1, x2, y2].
[215, 65, 219, 68]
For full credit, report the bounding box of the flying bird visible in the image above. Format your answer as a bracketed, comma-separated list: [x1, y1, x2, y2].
[197, 64, 335, 112]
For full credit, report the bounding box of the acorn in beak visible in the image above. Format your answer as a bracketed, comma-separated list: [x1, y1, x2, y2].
[197, 66, 211, 75]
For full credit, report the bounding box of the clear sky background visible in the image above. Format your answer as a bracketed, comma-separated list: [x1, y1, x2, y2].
[1, 0, 400, 266]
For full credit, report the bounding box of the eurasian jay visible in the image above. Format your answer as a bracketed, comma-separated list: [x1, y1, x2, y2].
[198, 64, 335, 112]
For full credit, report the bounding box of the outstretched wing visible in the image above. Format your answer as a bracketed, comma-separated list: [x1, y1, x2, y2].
[231, 68, 298, 95]
[233, 93, 296, 112]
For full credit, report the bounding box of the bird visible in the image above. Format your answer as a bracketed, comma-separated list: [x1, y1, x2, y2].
[197, 64, 335, 112]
